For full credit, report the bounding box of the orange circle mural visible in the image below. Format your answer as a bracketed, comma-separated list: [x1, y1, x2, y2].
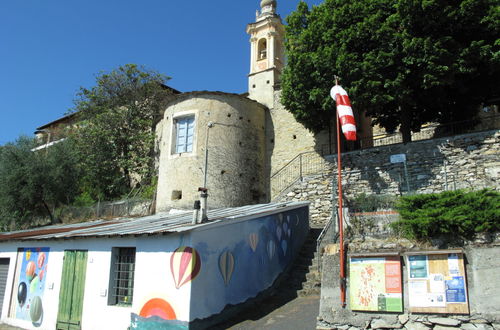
[139, 298, 176, 320]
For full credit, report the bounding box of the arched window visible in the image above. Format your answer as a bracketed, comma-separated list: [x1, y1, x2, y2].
[258, 38, 267, 60]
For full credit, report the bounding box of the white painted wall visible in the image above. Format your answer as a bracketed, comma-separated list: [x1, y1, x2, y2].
[0, 234, 194, 330]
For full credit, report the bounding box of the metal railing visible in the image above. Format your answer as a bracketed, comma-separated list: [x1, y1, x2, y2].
[58, 198, 153, 223]
[316, 211, 337, 273]
[270, 114, 499, 197]
[270, 151, 328, 199]
[321, 114, 500, 155]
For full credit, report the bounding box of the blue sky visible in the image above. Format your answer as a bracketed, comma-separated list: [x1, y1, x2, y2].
[0, 0, 323, 145]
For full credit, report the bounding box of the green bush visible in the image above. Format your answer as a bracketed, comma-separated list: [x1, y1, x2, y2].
[390, 189, 500, 240]
[73, 191, 96, 207]
[140, 176, 158, 200]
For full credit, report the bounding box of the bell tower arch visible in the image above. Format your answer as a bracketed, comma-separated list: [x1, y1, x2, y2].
[246, 0, 285, 109]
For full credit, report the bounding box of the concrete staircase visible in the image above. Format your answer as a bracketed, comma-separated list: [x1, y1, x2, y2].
[276, 227, 323, 297]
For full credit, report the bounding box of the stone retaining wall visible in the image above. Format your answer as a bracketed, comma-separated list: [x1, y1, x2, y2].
[276, 130, 499, 228]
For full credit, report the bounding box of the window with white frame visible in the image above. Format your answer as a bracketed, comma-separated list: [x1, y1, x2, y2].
[174, 116, 195, 154]
[108, 247, 135, 306]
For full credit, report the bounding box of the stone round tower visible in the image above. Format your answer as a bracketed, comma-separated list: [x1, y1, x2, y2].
[155, 92, 268, 212]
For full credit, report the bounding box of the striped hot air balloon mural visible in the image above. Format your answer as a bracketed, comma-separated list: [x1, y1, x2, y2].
[219, 251, 235, 286]
[330, 85, 357, 141]
[170, 246, 201, 289]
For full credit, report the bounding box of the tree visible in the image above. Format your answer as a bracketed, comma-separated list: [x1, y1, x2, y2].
[0, 137, 80, 229]
[281, 0, 499, 142]
[71, 64, 174, 200]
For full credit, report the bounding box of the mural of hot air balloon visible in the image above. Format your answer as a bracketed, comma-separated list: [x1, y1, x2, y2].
[16, 247, 50, 322]
[30, 276, 40, 294]
[39, 266, 46, 281]
[170, 247, 201, 289]
[276, 226, 282, 241]
[267, 240, 276, 260]
[30, 296, 43, 323]
[281, 240, 288, 255]
[37, 252, 46, 269]
[248, 233, 259, 252]
[219, 251, 235, 286]
[26, 261, 36, 282]
[18, 282, 27, 307]
[139, 298, 177, 320]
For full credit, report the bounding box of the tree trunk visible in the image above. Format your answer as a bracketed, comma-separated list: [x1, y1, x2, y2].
[400, 106, 412, 144]
[42, 200, 59, 225]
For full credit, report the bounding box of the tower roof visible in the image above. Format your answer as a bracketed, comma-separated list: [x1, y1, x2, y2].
[260, 0, 277, 8]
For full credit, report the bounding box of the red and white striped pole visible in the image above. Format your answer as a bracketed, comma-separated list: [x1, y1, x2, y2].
[330, 78, 357, 308]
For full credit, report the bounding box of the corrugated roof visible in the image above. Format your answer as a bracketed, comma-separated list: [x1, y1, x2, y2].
[0, 202, 309, 242]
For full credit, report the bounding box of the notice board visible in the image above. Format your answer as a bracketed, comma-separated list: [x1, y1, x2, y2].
[349, 254, 403, 312]
[406, 250, 469, 314]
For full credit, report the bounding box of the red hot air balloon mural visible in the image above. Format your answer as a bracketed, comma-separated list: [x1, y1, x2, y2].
[170, 247, 201, 289]
[25, 261, 36, 282]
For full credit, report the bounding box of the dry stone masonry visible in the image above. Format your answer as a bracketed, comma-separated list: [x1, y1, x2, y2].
[276, 130, 499, 229]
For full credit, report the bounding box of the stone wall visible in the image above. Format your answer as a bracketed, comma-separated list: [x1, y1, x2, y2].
[276, 130, 500, 228]
[156, 92, 268, 211]
[318, 238, 500, 330]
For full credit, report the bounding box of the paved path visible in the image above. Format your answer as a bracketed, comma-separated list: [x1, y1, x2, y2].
[1, 295, 320, 330]
[212, 294, 320, 330]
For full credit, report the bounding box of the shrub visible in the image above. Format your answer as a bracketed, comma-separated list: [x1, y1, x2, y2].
[390, 189, 500, 240]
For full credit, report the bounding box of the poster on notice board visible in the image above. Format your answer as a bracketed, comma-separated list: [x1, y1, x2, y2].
[349, 256, 403, 312]
[406, 252, 469, 314]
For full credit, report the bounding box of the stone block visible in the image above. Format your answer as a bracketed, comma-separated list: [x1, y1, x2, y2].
[470, 325, 494, 330]
[404, 321, 431, 330]
[371, 318, 403, 329]
[428, 317, 462, 327]
[398, 314, 410, 325]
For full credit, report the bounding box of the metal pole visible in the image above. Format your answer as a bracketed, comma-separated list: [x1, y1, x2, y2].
[403, 160, 410, 193]
[444, 160, 448, 191]
[336, 102, 346, 308]
[200, 122, 214, 223]
[300, 153, 303, 181]
[203, 122, 214, 188]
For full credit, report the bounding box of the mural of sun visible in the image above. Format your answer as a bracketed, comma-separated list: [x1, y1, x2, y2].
[139, 298, 176, 320]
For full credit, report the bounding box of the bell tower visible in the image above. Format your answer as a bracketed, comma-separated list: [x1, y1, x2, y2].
[246, 0, 285, 109]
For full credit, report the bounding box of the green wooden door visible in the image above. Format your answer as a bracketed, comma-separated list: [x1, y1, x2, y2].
[56, 250, 88, 330]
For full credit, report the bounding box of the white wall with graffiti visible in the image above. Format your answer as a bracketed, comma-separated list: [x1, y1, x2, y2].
[0, 204, 309, 330]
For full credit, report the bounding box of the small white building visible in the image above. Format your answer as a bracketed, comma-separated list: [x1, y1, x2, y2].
[0, 202, 309, 330]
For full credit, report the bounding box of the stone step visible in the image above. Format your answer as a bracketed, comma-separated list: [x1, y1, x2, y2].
[272, 227, 325, 298]
[306, 270, 321, 282]
[297, 286, 321, 297]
